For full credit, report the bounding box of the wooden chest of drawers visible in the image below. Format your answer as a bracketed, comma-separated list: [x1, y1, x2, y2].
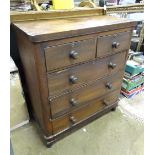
[12, 14, 136, 147]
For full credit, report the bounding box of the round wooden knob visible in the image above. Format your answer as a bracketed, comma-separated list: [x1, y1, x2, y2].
[69, 75, 78, 84]
[102, 100, 109, 106]
[69, 51, 78, 59]
[112, 42, 120, 48]
[108, 62, 117, 69]
[70, 116, 77, 124]
[106, 82, 112, 89]
[70, 98, 78, 106]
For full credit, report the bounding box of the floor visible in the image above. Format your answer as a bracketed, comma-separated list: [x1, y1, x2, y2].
[11, 92, 144, 155]
[10, 73, 29, 130]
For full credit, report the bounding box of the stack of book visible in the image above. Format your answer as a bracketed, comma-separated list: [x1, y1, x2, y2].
[121, 59, 144, 98]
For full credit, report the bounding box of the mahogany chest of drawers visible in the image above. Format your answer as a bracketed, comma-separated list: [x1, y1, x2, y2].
[12, 14, 136, 147]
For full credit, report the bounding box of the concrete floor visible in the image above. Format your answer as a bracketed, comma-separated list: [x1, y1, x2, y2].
[10, 73, 29, 130]
[11, 93, 144, 155]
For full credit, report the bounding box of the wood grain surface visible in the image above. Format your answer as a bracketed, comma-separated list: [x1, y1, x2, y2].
[45, 38, 96, 71]
[51, 89, 120, 134]
[12, 15, 136, 42]
[97, 30, 132, 57]
[50, 71, 124, 118]
[47, 51, 126, 96]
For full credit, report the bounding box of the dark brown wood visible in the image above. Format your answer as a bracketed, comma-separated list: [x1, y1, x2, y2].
[40, 27, 133, 48]
[14, 29, 53, 135]
[47, 51, 126, 96]
[49, 71, 124, 118]
[51, 89, 120, 134]
[45, 38, 96, 71]
[97, 31, 132, 58]
[14, 30, 44, 128]
[11, 15, 136, 146]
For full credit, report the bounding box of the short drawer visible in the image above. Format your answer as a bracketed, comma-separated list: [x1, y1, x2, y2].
[47, 51, 127, 96]
[97, 31, 131, 58]
[49, 72, 123, 118]
[45, 38, 96, 71]
[51, 89, 120, 134]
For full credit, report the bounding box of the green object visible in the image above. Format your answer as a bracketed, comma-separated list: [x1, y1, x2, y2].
[125, 60, 144, 76]
[122, 75, 144, 91]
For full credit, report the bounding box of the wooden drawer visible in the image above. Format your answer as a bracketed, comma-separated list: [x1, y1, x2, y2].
[45, 38, 96, 71]
[47, 51, 126, 96]
[51, 89, 120, 134]
[50, 72, 123, 118]
[97, 31, 131, 58]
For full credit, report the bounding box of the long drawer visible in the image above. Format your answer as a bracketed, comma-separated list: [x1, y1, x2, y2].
[51, 89, 120, 134]
[97, 31, 131, 58]
[49, 72, 123, 118]
[44, 38, 96, 71]
[47, 51, 126, 96]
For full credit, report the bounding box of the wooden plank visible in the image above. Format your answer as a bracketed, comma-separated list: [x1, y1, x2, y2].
[10, 4, 144, 22]
[10, 7, 105, 22]
[107, 3, 144, 13]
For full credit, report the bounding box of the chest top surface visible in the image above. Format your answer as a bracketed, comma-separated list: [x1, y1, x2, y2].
[12, 15, 136, 42]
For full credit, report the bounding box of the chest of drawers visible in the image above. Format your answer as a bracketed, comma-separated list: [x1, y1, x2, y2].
[12, 14, 136, 147]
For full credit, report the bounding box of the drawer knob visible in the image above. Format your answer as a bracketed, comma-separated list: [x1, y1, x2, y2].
[70, 116, 77, 124]
[106, 82, 112, 89]
[102, 100, 109, 106]
[70, 98, 78, 106]
[112, 42, 120, 48]
[69, 75, 78, 84]
[108, 62, 117, 69]
[69, 51, 78, 59]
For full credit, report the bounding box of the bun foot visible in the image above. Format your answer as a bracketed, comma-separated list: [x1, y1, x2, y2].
[111, 107, 117, 111]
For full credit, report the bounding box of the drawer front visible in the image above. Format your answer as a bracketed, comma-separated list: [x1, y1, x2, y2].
[48, 51, 126, 96]
[97, 31, 131, 58]
[51, 89, 120, 134]
[50, 72, 123, 118]
[45, 38, 96, 71]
